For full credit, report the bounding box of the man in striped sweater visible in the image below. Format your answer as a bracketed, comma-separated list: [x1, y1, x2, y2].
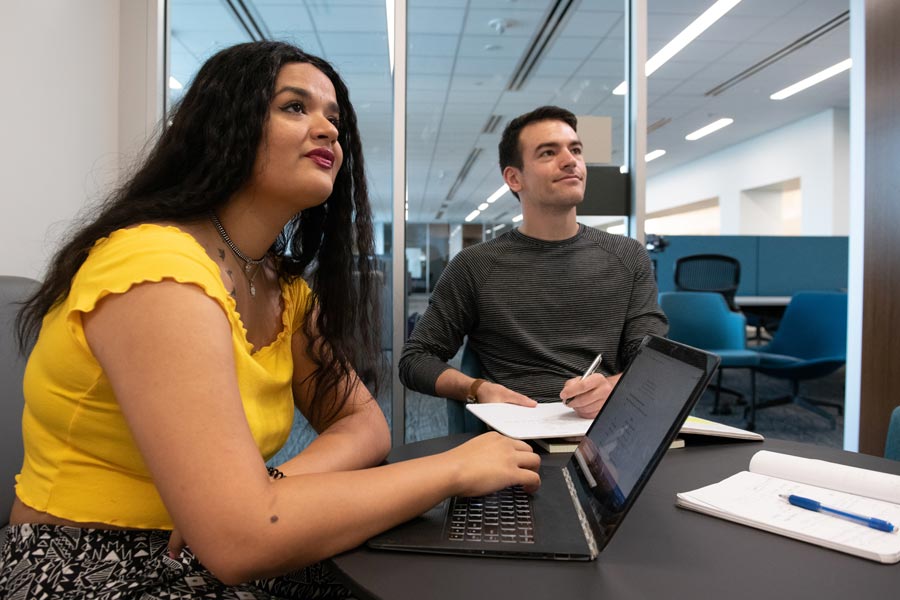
[399, 106, 668, 420]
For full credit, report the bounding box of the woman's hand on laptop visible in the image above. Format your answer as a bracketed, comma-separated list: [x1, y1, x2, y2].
[446, 432, 541, 495]
[477, 382, 538, 407]
[560, 373, 621, 419]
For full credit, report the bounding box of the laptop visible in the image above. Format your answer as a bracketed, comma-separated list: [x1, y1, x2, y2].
[368, 335, 720, 560]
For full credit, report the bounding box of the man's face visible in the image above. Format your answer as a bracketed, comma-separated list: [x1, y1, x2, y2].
[503, 119, 586, 209]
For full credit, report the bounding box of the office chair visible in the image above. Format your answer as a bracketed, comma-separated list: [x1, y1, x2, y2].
[446, 343, 488, 435]
[674, 254, 741, 312]
[885, 407, 900, 461]
[753, 291, 847, 430]
[659, 292, 760, 428]
[0, 276, 40, 548]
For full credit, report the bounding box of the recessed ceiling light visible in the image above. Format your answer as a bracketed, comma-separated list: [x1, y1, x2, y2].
[613, 0, 743, 95]
[770, 58, 851, 100]
[685, 118, 734, 141]
[465, 209, 481, 222]
[485, 184, 509, 204]
[645, 149, 666, 162]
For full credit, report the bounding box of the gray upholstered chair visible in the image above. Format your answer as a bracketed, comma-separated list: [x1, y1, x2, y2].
[0, 276, 39, 547]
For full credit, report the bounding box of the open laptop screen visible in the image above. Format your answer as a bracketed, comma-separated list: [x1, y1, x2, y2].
[569, 336, 715, 547]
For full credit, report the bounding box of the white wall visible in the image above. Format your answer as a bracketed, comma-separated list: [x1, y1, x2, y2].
[0, 0, 161, 280]
[647, 109, 850, 236]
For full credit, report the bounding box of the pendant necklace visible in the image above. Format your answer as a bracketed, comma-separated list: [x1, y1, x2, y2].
[209, 211, 267, 296]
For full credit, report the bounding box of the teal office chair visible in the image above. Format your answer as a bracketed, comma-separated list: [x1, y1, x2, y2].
[0, 276, 40, 548]
[446, 343, 488, 435]
[753, 291, 847, 429]
[884, 406, 900, 461]
[659, 291, 760, 428]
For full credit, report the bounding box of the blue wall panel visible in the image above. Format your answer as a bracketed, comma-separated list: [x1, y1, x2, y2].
[650, 235, 847, 297]
[756, 236, 849, 295]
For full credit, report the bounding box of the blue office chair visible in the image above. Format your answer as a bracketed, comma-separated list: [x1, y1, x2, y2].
[446, 343, 488, 434]
[753, 291, 847, 429]
[659, 291, 760, 428]
[884, 406, 900, 461]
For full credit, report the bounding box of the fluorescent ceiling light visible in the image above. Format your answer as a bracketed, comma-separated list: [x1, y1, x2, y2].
[478, 202, 489, 211]
[168, 76, 183, 90]
[385, 0, 395, 75]
[465, 209, 480, 222]
[685, 118, 733, 141]
[770, 58, 851, 100]
[613, 0, 743, 95]
[512, 214, 523, 223]
[645, 149, 666, 162]
[485, 184, 509, 204]
[493, 224, 506, 232]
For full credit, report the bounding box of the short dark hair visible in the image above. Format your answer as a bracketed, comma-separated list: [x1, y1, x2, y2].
[497, 106, 578, 199]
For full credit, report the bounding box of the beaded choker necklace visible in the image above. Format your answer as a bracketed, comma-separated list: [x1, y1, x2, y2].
[209, 211, 267, 297]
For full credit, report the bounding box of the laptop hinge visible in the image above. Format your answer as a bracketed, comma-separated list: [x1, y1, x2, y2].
[562, 467, 599, 559]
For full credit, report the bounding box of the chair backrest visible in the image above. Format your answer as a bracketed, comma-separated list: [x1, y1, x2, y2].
[659, 291, 747, 351]
[0, 276, 39, 527]
[763, 291, 848, 360]
[674, 254, 741, 311]
[885, 406, 900, 461]
[446, 343, 488, 434]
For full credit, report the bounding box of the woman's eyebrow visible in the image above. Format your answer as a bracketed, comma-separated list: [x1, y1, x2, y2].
[274, 86, 340, 114]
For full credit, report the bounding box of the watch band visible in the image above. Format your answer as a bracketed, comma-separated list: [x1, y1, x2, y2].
[466, 378, 486, 403]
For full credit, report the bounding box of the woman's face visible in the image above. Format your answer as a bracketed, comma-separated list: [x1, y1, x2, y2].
[247, 62, 345, 211]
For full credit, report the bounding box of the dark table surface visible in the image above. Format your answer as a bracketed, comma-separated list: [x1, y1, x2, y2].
[329, 434, 900, 600]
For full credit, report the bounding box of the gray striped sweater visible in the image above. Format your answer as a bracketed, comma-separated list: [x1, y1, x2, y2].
[399, 225, 668, 402]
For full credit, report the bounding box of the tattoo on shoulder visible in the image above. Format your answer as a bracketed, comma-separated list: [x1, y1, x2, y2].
[218, 248, 226, 261]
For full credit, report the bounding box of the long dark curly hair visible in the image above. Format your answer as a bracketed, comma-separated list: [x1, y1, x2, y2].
[17, 41, 380, 423]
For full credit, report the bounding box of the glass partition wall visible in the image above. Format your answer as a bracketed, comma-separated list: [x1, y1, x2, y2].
[403, 0, 631, 441]
[168, 0, 638, 446]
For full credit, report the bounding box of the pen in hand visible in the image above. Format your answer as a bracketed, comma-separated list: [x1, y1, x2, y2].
[780, 494, 897, 533]
[564, 353, 603, 406]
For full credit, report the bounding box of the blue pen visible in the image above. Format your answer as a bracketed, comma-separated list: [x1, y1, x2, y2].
[780, 494, 897, 533]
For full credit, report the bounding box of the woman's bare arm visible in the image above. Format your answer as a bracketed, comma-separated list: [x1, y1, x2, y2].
[84, 281, 540, 584]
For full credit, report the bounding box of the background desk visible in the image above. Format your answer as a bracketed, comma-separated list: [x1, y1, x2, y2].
[330, 435, 900, 600]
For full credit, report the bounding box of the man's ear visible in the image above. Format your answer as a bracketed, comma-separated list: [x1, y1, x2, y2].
[503, 166, 523, 194]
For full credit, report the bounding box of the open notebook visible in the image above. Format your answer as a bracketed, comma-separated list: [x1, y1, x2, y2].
[466, 404, 762, 442]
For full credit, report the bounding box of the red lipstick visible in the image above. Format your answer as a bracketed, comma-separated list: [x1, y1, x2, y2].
[306, 147, 335, 169]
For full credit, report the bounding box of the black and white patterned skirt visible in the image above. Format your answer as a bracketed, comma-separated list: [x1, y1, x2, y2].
[0, 524, 354, 599]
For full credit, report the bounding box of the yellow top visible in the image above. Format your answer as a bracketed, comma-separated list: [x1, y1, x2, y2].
[16, 225, 308, 529]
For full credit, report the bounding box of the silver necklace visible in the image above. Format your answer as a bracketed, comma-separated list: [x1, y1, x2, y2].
[209, 211, 267, 297]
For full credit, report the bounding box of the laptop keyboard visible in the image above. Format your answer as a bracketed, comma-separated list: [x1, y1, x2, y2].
[446, 485, 535, 544]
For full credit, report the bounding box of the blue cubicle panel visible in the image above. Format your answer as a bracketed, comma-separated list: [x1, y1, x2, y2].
[756, 237, 848, 295]
[650, 235, 848, 297]
[652, 236, 759, 295]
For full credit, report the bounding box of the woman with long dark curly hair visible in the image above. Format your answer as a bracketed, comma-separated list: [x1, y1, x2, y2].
[1, 41, 539, 598]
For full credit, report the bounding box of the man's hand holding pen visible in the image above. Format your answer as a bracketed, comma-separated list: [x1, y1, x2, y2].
[561, 354, 619, 419]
